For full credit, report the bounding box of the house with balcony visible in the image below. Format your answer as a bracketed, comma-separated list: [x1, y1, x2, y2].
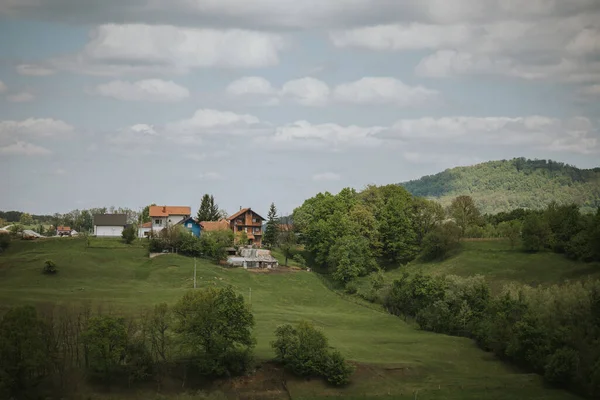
[149, 205, 191, 233]
[228, 208, 266, 246]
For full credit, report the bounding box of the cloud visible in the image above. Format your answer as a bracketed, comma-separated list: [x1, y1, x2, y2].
[93, 79, 190, 102]
[108, 123, 158, 145]
[312, 172, 341, 181]
[197, 172, 223, 180]
[16, 64, 56, 76]
[226, 76, 275, 96]
[403, 151, 483, 167]
[579, 84, 600, 97]
[259, 120, 385, 150]
[281, 77, 330, 107]
[227, 76, 439, 107]
[7, 92, 35, 102]
[332, 77, 440, 106]
[0, 118, 74, 139]
[0, 81, 6, 92]
[47, 24, 286, 76]
[0, 141, 52, 156]
[386, 116, 599, 154]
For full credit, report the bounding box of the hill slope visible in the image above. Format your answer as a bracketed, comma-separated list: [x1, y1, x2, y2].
[0, 238, 578, 399]
[400, 158, 600, 214]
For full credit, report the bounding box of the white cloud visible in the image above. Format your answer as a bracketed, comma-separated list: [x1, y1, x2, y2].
[0, 81, 6, 93]
[261, 120, 385, 150]
[108, 124, 158, 145]
[333, 77, 440, 106]
[0, 118, 74, 140]
[16, 64, 56, 76]
[387, 116, 599, 154]
[0, 141, 52, 156]
[312, 172, 341, 181]
[49, 24, 286, 76]
[226, 76, 275, 96]
[197, 172, 223, 180]
[281, 77, 330, 106]
[7, 92, 35, 102]
[93, 79, 190, 102]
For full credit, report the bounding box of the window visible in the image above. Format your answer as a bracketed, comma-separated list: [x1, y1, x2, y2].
[187, 223, 192, 228]
[252, 218, 257, 223]
[155, 219, 161, 225]
[238, 226, 243, 231]
[254, 227, 260, 233]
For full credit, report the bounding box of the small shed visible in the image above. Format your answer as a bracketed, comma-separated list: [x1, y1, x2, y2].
[56, 226, 72, 236]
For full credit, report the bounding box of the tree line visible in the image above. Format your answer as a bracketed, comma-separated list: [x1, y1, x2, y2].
[381, 273, 600, 398]
[0, 287, 353, 399]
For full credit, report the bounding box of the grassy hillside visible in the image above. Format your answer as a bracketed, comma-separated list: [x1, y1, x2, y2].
[400, 158, 600, 214]
[0, 237, 579, 399]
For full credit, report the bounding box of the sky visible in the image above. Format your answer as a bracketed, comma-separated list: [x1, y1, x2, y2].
[0, 0, 599, 217]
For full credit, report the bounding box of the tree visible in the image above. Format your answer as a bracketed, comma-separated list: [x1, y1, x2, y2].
[263, 203, 279, 248]
[122, 225, 136, 244]
[448, 195, 482, 236]
[19, 213, 34, 226]
[0, 217, 6, 227]
[420, 222, 461, 261]
[0, 233, 9, 253]
[278, 225, 297, 266]
[499, 220, 522, 249]
[522, 213, 551, 252]
[197, 194, 220, 222]
[0, 306, 52, 398]
[327, 236, 377, 283]
[413, 198, 445, 245]
[139, 204, 156, 224]
[173, 287, 254, 376]
[200, 230, 234, 262]
[236, 230, 249, 247]
[82, 315, 128, 382]
[377, 187, 419, 265]
[9, 224, 23, 238]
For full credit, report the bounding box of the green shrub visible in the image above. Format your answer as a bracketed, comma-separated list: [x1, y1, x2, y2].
[420, 222, 461, 261]
[321, 350, 354, 386]
[522, 213, 550, 252]
[344, 281, 358, 294]
[544, 347, 579, 386]
[0, 233, 10, 253]
[43, 259, 57, 274]
[122, 225, 136, 244]
[292, 253, 306, 268]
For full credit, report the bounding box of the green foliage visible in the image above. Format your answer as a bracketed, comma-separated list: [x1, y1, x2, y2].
[236, 230, 249, 247]
[19, 212, 34, 226]
[544, 348, 579, 386]
[420, 222, 461, 261]
[278, 227, 297, 266]
[82, 315, 128, 381]
[448, 195, 482, 236]
[196, 194, 220, 222]
[400, 157, 600, 214]
[263, 202, 278, 248]
[43, 259, 57, 274]
[328, 236, 377, 284]
[498, 220, 522, 248]
[9, 224, 23, 237]
[122, 225, 136, 244]
[0, 306, 51, 398]
[0, 233, 9, 253]
[545, 202, 581, 253]
[412, 197, 445, 245]
[173, 287, 254, 376]
[344, 281, 358, 294]
[271, 321, 353, 386]
[200, 230, 234, 262]
[139, 204, 156, 224]
[522, 213, 551, 252]
[292, 253, 306, 268]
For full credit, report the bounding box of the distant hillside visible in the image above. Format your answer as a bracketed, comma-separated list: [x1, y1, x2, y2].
[400, 158, 600, 214]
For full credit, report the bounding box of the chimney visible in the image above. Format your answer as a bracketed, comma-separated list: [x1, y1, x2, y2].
[162, 206, 166, 213]
[239, 206, 242, 210]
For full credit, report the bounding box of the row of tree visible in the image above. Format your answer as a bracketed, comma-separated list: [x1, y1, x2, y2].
[382, 273, 600, 398]
[0, 287, 353, 399]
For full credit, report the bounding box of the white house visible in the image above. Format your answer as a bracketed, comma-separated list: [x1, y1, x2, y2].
[93, 214, 127, 237]
[138, 221, 152, 238]
[149, 205, 192, 232]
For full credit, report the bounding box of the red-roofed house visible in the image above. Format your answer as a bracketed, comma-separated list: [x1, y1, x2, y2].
[138, 221, 153, 238]
[228, 208, 265, 246]
[150, 206, 191, 232]
[56, 226, 72, 237]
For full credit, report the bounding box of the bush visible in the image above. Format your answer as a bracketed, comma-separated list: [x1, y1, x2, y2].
[420, 222, 461, 261]
[122, 225, 137, 244]
[292, 253, 306, 268]
[43, 260, 57, 274]
[344, 281, 358, 294]
[0, 233, 9, 253]
[522, 213, 550, 252]
[271, 321, 353, 386]
[544, 347, 579, 386]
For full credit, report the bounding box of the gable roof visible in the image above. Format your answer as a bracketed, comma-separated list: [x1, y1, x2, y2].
[57, 226, 71, 231]
[140, 221, 152, 228]
[200, 220, 230, 232]
[93, 214, 127, 226]
[149, 206, 191, 217]
[176, 216, 199, 226]
[228, 207, 265, 221]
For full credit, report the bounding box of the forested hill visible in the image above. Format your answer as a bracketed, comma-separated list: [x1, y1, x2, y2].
[400, 158, 600, 214]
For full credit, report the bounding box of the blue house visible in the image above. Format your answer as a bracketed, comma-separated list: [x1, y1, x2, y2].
[177, 216, 202, 237]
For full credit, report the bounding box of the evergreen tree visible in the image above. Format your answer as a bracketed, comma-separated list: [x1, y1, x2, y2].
[263, 203, 278, 248]
[197, 194, 221, 222]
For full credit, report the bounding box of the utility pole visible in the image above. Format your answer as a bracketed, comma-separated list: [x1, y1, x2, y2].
[194, 258, 197, 289]
[249, 287, 252, 305]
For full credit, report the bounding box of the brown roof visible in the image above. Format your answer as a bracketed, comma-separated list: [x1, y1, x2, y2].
[57, 226, 71, 231]
[149, 205, 191, 217]
[141, 221, 152, 228]
[200, 219, 230, 232]
[93, 214, 127, 226]
[228, 207, 265, 222]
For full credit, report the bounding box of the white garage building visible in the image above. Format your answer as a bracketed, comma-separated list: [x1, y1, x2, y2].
[93, 214, 127, 237]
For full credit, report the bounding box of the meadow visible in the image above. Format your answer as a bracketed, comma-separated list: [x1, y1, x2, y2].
[0, 237, 583, 399]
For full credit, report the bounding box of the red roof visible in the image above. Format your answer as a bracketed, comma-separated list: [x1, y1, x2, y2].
[149, 205, 191, 217]
[200, 220, 230, 232]
[57, 226, 71, 231]
[140, 222, 152, 228]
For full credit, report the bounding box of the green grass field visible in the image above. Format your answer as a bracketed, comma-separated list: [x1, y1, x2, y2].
[0, 237, 582, 399]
